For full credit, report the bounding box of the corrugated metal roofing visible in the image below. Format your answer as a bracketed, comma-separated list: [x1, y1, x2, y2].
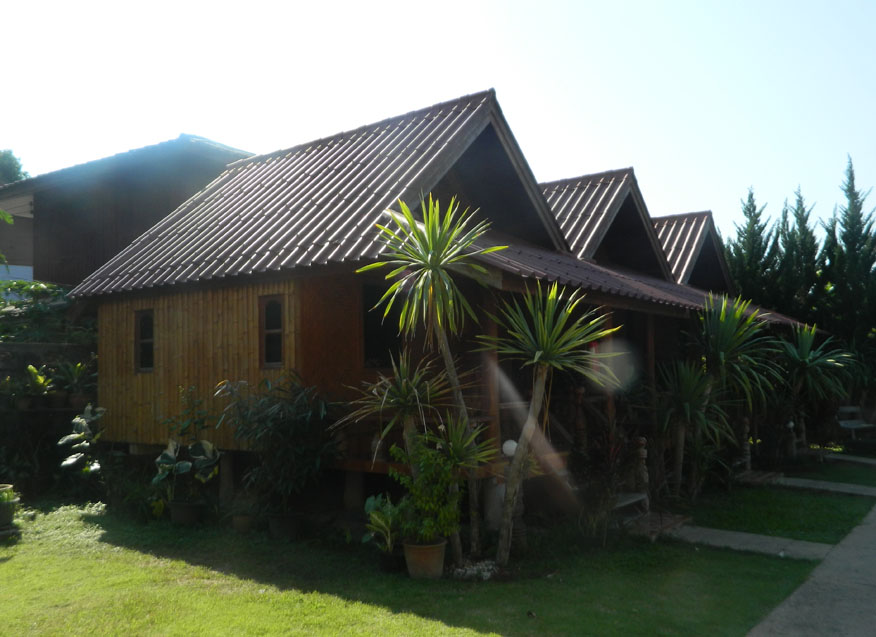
[477, 238, 701, 311]
[653, 211, 711, 284]
[476, 238, 798, 325]
[0, 134, 250, 198]
[540, 168, 632, 261]
[71, 90, 501, 298]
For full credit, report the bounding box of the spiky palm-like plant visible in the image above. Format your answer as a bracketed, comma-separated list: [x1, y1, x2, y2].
[333, 351, 451, 464]
[358, 195, 506, 560]
[479, 281, 620, 566]
[779, 324, 854, 444]
[698, 295, 781, 410]
[658, 360, 732, 498]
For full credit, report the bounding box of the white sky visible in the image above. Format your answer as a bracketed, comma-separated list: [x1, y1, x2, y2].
[3, 0, 874, 238]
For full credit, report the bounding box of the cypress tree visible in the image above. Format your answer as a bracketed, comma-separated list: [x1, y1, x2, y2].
[725, 188, 781, 308]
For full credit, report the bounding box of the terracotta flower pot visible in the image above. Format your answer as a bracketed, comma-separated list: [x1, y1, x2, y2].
[403, 540, 447, 579]
[232, 514, 254, 534]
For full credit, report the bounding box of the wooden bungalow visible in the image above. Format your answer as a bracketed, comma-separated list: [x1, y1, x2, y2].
[68, 89, 784, 505]
[0, 135, 250, 285]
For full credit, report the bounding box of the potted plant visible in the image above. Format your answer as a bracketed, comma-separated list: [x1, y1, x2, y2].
[54, 360, 97, 410]
[216, 376, 335, 540]
[152, 439, 220, 525]
[362, 493, 404, 572]
[0, 486, 20, 527]
[390, 442, 460, 579]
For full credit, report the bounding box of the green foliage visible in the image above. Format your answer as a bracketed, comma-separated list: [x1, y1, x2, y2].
[423, 415, 496, 475]
[697, 294, 781, 409]
[362, 493, 399, 553]
[216, 376, 334, 513]
[479, 281, 620, 385]
[779, 324, 854, 404]
[164, 385, 211, 442]
[725, 189, 780, 308]
[775, 190, 819, 324]
[0, 280, 95, 345]
[24, 364, 53, 396]
[0, 149, 28, 186]
[390, 442, 460, 543]
[152, 438, 220, 503]
[57, 404, 107, 474]
[335, 350, 451, 442]
[358, 195, 506, 342]
[53, 359, 97, 395]
[658, 360, 733, 445]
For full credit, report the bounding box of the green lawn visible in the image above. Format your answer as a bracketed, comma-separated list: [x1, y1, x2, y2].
[1, 502, 813, 636]
[785, 459, 876, 487]
[689, 485, 875, 544]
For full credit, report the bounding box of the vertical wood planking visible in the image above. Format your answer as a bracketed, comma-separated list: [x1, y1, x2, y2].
[97, 278, 297, 449]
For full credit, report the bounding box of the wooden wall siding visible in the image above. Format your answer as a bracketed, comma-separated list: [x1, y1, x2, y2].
[0, 214, 32, 266]
[98, 280, 297, 448]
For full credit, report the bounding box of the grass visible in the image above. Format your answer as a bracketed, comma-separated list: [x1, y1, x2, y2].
[0, 501, 814, 636]
[689, 485, 875, 544]
[785, 459, 876, 487]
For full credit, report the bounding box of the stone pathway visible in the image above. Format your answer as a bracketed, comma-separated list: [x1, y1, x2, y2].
[748, 503, 876, 636]
[665, 525, 831, 560]
[661, 473, 876, 635]
[826, 452, 876, 467]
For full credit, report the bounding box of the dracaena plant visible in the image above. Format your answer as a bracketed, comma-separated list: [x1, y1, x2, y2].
[57, 404, 107, 474]
[478, 281, 620, 566]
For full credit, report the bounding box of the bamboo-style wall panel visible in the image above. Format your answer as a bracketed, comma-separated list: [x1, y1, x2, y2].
[97, 280, 298, 448]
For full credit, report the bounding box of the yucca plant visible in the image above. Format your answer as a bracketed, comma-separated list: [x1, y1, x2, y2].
[779, 324, 854, 445]
[334, 351, 452, 464]
[479, 281, 620, 566]
[358, 194, 506, 559]
[658, 360, 732, 498]
[698, 295, 782, 410]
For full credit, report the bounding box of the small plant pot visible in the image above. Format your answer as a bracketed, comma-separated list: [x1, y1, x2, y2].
[169, 501, 206, 526]
[232, 514, 255, 534]
[48, 391, 68, 409]
[403, 540, 447, 579]
[268, 514, 300, 541]
[0, 497, 19, 527]
[15, 396, 32, 412]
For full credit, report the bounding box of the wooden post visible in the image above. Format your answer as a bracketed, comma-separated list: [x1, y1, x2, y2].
[481, 296, 501, 452]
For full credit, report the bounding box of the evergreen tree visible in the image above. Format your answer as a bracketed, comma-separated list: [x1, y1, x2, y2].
[0, 150, 28, 186]
[725, 188, 781, 308]
[776, 189, 818, 323]
[817, 158, 876, 344]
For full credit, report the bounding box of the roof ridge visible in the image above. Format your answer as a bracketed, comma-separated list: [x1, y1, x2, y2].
[539, 167, 634, 190]
[653, 210, 714, 222]
[227, 88, 497, 169]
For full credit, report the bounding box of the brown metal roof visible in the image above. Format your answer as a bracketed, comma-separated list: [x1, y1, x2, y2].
[477, 238, 798, 325]
[652, 211, 734, 294]
[71, 91, 512, 298]
[653, 211, 710, 283]
[540, 168, 632, 261]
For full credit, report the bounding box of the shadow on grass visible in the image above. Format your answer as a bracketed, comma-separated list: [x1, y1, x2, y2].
[62, 503, 814, 637]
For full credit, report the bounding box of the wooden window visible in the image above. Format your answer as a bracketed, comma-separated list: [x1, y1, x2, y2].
[135, 310, 154, 372]
[259, 296, 283, 368]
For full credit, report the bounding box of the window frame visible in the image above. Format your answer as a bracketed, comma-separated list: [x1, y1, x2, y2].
[134, 309, 155, 373]
[259, 295, 284, 369]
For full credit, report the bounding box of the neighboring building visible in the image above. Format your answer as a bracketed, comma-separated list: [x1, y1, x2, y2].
[69, 90, 791, 465]
[0, 135, 251, 286]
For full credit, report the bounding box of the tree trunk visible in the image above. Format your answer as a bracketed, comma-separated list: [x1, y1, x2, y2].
[402, 415, 419, 479]
[496, 365, 548, 567]
[436, 326, 479, 561]
[672, 422, 686, 497]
